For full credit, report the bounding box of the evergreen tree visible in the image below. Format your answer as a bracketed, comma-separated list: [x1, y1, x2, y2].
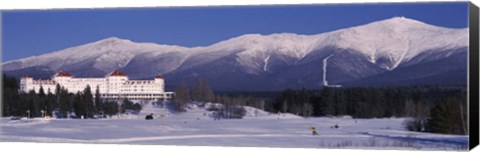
[95, 85, 103, 114]
[28, 90, 42, 117]
[38, 86, 46, 97]
[133, 103, 142, 112]
[55, 84, 61, 95]
[120, 98, 141, 113]
[58, 87, 71, 117]
[37, 86, 47, 117]
[73, 92, 86, 118]
[320, 87, 335, 116]
[427, 98, 467, 135]
[83, 85, 94, 118]
[45, 92, 55, 116]
[2, 74, 19, 116]
[103, 100, 119, 117]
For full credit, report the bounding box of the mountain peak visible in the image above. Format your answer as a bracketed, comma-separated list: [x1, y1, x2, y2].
[94, 37, 133, 46]
[383, 16, 427, 24]
[91, 37, 134, 46]
[385, 16, 419, 22]
[366, 17, 434, 30]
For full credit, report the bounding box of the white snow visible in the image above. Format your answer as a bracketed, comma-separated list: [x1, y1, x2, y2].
[2, 37, 188, 73]
[263, 55, 271, 72]
[0, 102, 468, 150]
[322, 54, 334, 86]
[317, 17, 468, 70]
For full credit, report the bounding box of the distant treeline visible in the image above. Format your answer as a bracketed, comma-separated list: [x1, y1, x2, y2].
[271, 86, 466, 118]
[225, 86, 467, 135]
[178, 82, 467, 135]
[2, 74, 141, 118]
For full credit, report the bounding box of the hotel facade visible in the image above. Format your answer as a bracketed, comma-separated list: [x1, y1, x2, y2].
[20, 70, 173, 101]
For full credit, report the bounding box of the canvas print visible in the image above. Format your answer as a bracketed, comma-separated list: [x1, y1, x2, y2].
[1, 2, 473, 151]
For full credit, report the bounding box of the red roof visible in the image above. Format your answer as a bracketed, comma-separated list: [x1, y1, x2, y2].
[155, 75, 164, 79]
[56, 70, 72, 77]
[109, 70, 127, 76]
[21, 75, 33, 78]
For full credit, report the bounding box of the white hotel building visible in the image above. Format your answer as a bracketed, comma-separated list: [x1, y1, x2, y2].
[20, 70, 173, 101]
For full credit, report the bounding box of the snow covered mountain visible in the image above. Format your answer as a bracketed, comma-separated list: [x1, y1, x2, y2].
[2, 17, 468, 91]
[3, 37, 188, 78]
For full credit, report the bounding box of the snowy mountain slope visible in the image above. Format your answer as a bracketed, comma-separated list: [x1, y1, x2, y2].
[344, 50, 467, 86]
[3, 37, 188, 76]
[315, 17, 468, 70]
[2, 17, 468, 90]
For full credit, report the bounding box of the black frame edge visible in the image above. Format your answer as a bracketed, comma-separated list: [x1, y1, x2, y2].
[469, 1, 480, 150]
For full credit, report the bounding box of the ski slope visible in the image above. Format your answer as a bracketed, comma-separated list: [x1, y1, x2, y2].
[0, 102, 468, 150]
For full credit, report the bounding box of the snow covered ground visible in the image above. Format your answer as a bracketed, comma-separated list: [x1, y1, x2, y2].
[0, 102, 468, 151]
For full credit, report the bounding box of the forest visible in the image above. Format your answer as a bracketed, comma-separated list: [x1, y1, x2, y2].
[171, 78, 467, 135]
[2, 74, 468, 135]
[267, 86, 467, 135]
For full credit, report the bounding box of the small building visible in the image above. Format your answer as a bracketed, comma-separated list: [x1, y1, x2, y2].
[19, 70, 173, 101]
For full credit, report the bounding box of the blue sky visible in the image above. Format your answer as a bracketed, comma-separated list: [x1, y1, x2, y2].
[2, 2, 468, 61]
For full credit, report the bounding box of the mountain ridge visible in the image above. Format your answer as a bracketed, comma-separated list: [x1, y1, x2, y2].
[2, 17, 468, 91]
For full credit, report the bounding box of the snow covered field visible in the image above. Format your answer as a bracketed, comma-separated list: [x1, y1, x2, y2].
[0, 102, 468, 151]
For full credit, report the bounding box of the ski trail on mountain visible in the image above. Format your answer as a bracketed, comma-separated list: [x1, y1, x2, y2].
[322, 54, 334, 86]
[263, 55, 271, 72]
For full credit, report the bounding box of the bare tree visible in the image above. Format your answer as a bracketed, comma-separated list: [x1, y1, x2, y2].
[173, 82, 190, 113]
[191, 79, 215, 102]
[404, 98, 430, 132]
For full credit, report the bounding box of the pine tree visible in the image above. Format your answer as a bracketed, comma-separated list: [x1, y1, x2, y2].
[37, 86, 47, 117]
[83, 85, 94, 118]
[320, 87, 335, 116]
[118, 98, 142, 113]
[94, 85, 103, 114]
[55, 84, 61, 95]
[103, 100, 119, 117]
[58, 87, 71, 117]
[73, 92, 86, 118]
[45, 92, 55, 116]
[38, 86, 46, 97]
[427, 98, 466, 135]
[2, 74, 19, 116]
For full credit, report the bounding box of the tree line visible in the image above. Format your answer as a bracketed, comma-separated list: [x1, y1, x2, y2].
[172, 79, 468, 135]
[172, 81, 468, 135]
[2, 74, 141, 118]
[269, 86, 467, 135]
